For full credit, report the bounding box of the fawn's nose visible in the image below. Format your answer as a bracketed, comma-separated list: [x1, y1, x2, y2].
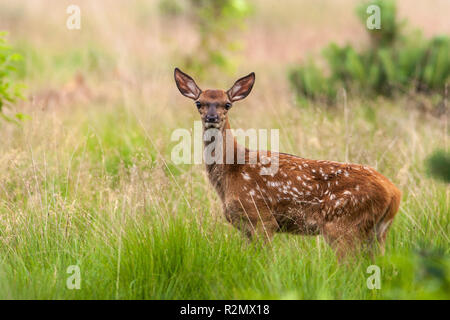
[205, 114, 219, 123]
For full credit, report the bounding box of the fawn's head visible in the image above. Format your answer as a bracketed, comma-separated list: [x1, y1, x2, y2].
[174, 68, 255, 130]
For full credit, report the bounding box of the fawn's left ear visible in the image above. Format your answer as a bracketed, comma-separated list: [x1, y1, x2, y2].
[174, 67, 202, 100]
[227, 72, 255, 102]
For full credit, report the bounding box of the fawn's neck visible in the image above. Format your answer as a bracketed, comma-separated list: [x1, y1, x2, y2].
[203, 118, 245, 202]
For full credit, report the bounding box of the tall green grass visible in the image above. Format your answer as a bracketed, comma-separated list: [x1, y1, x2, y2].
[0, 188, 448, 299]
[0, 101, 448, 299]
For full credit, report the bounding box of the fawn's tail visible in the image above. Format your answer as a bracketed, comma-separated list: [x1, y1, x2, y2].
[376, 186, 402, 244]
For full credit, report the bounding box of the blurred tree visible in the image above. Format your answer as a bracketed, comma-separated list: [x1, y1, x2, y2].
[160, 0, 252, 79]
[356, 0, 403, 47]
[158, 0, 185, 17]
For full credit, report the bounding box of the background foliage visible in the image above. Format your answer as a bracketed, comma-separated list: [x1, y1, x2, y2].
[160, 0, 252, 78]
[0, 32, 23, 120]
[289, 0, 450, 107]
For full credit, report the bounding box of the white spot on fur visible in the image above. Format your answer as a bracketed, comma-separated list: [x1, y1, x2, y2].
[241, 172, 251, 180]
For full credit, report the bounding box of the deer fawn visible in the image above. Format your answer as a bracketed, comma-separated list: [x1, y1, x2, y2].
[174, 67, 401, 258]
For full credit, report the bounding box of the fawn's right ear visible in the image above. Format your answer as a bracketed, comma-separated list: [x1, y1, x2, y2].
[227, 72, 255, 102]
[174, 68, 202, 100]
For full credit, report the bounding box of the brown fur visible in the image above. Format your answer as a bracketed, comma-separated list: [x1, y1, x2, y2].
[174, 68, 402, 259]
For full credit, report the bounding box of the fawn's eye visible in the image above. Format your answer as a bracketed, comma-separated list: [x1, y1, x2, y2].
[225, 103, 232, 110]
[195, 101, 201, 108]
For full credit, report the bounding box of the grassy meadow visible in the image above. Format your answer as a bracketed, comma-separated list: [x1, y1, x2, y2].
[0, 0, 448, 299]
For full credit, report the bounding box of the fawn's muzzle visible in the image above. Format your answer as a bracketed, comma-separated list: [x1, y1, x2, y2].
[205, 115, 219, 123]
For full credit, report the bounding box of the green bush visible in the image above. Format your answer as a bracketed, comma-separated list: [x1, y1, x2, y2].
[289, 0, 450, 104]
[426, 149, 450, 183]
[0, 32, 24, 120]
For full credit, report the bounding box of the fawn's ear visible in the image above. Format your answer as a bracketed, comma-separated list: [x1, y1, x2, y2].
[227, 72, 255, 102]
[174, 68, 202, 100]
